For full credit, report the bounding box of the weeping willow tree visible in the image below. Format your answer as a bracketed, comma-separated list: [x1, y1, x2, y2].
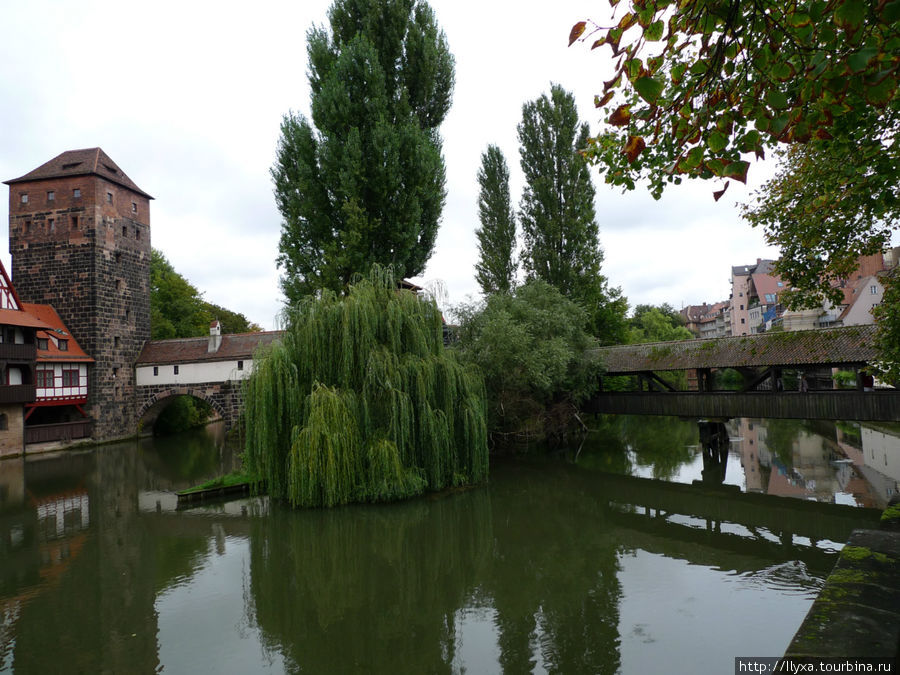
[244, 268, 488, 507]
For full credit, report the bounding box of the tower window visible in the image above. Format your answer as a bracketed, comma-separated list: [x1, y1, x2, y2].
[132, 202, 137, 213]
[114, 336, 120, 348]
[24, 221, 31, 234]
[48, 218, 55, 233]
[107, 192, 113, 203]
[113, 367, 118, 378]
[73, 188, 81, 198]
[20, 193, 28, 204]
[115, 279, 122, 291]
[47, 190, 55, 202]
[122, 225, 127, 237]
[71, 215, 79, 230]
[136, 229, 142, 241]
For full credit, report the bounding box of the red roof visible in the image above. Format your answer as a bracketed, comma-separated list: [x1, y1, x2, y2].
[136, 331, 282, 365]
[4, 148, 153, 199]
[0, 308, 52, 329]
[23, 304, 93, 363]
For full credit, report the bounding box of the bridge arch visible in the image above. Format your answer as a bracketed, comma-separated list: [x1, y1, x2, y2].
[137, 387, 230, 433]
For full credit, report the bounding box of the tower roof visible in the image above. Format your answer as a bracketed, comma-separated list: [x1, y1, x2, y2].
[3, 147, 153, 199]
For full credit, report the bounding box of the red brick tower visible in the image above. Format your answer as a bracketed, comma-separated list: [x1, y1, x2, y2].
[4, 148, 152, 440]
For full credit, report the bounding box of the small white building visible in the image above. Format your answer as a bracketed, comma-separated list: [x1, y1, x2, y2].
[135, 321, 282, 386]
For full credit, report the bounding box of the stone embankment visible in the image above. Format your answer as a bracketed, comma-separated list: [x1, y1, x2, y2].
[785, 499, 900, 659]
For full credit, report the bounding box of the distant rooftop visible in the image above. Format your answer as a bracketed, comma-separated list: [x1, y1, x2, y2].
[137, 331, 282, 365]
[4, 147, 153, 199]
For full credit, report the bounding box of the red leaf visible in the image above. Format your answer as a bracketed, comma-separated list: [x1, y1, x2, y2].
[713, 182, 730, 202]
[609, 104, 632, 126]
[595, 91, 615, 108]
[569, 21, 587, 47]
[623, 136, 646, 163]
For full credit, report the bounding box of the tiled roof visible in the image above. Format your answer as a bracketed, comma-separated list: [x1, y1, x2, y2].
[594, 325, 879, 374]
[0, 307, 52, 330]
[23, 303, 93, 362]
[136, 331, 283, 365]
[4, 148, 153, 199]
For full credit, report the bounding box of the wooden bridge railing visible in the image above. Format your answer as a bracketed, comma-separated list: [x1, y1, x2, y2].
[585, 390, 900, 422]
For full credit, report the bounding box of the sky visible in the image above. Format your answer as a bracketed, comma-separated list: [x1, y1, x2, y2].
[0, 0, 781, 331]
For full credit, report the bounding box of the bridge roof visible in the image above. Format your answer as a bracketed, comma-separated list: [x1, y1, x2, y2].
[137, 331, 282, 366]
[594, 325, 879, 374]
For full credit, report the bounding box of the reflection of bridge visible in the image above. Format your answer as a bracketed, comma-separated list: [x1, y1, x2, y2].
[588, 326, 900, 421]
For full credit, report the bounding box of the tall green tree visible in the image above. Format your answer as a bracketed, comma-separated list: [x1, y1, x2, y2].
[518, 84, 627, 343]
[474, 145, 517, 295]
[273, 0, 455, 302]
[628, 304, 693, 344]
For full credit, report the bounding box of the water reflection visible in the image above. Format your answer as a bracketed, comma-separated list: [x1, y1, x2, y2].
[0, 417, 896, 673]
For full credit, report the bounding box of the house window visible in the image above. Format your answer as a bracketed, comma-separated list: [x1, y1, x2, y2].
[58, 339, 68, 351]
[73, 188, 81, 198]
[107, 191, 113, 203]
[741, 318, 746, 324]
[47, 190, 55, 202]
[37, 369, 53, 388]
[0, 414, 8, 431]
[174, 365, 179, 375]
[62, 370, 79, 387]
[37, 338, 48, 350]
[20, 193, 28, 204]
[871, 285, 878, 295]
[740, 304, 744, 310]
[237, 360, 244, 371]
[153, 366, 159, 376]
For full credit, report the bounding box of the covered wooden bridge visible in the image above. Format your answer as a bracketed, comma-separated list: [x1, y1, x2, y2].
[585, 325, 900, 421]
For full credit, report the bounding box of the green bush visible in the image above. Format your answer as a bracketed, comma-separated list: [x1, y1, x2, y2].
[453, 279, 601, 442]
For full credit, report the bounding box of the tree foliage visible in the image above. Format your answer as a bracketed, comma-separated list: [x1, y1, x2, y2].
[570, 0, 898, 196]
[571, 0, 899, 361]
[518, 84, 628, 343]
[243, 267, 488, 508]
[453, 279, 602, 442]
[474, 145, 517, 295]
[628, 304, 693, 343]
[873, 271, 900, 384]
[150, 249, 259, 340]
[273, 0, 455, 302]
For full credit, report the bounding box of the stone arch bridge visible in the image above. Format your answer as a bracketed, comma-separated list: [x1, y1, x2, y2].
[134, 328, 282, 432]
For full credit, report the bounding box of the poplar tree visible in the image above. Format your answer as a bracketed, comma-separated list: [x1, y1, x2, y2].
[474, 145, 517, 295]
[518, 84, 626, 343]
[273, 0, 455, 302]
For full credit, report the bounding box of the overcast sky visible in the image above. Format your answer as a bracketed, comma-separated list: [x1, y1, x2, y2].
[0, 0, 781, 330]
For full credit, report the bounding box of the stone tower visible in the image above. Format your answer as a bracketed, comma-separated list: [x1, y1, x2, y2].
[4, 148, 152, 439]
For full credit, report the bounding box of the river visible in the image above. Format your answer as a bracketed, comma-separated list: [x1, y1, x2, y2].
[1, 416, 896, 674]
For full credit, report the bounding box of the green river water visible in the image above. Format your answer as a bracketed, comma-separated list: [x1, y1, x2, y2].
[1, 415, 896, 674]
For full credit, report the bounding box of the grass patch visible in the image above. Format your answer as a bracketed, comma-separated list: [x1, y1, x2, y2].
[179, 470, 261, 495]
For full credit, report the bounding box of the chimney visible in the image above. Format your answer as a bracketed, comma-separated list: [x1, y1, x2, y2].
[208, 319, 222, 353]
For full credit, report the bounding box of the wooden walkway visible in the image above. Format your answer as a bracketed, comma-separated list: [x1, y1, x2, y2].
[586, 390, 900, 421]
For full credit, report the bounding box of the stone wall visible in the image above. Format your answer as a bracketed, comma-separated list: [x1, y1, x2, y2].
[135, 381, 244, 432]
[0, 404, 24, 458]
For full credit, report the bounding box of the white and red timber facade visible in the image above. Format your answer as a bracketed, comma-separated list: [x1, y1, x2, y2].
[4, 148, 151, 442]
